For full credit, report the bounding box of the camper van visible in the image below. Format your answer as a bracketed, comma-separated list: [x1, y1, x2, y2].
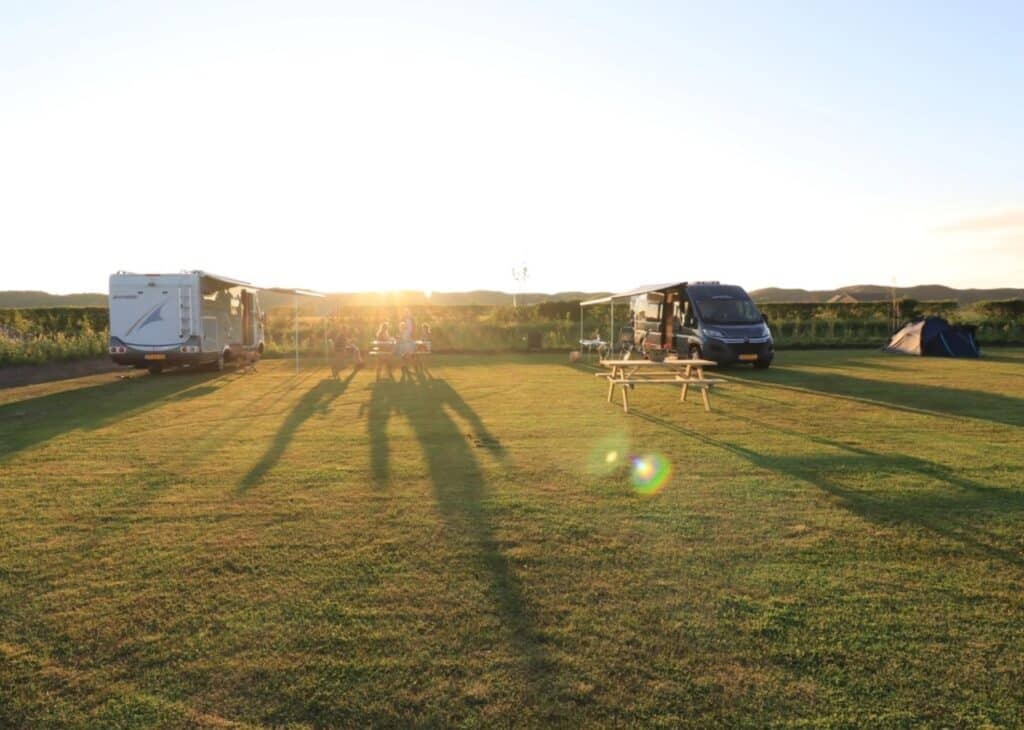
[108, 271, 265, 374]
[629, 282, 774, 368]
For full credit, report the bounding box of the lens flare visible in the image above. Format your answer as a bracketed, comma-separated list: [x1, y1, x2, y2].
[631, 453, 672, 495]
[586, 433, 631, 476]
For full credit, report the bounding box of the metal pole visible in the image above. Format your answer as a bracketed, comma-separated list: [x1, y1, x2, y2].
[579, 304, 583, 350]
[294, 294, 299, 374]
[610, 300, 614, 351]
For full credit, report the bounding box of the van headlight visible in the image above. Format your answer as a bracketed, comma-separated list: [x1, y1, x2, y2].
[701, 327, 726, 338]
[761, 324, 772, 337]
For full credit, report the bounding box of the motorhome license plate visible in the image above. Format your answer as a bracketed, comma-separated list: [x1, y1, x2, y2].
[738, 354, 758, 361]
[144, 353, 166, 360]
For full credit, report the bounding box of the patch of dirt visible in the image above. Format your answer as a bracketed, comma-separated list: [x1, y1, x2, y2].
[0, 358, 129, 389]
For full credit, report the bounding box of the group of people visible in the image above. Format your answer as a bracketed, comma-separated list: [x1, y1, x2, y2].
[329, 309, 432, 381]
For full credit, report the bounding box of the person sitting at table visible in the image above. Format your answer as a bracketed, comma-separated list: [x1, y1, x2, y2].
[397, 309, 416, 380]
[418, 323, 432, 353]
[330, 325, 363, 378]
[374, 321, 396, 382]
[412, 323, 432, 379]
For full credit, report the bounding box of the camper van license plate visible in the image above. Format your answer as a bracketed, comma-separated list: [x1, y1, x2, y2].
[738, 354, 758, 361]
[144, 353, 166, 360]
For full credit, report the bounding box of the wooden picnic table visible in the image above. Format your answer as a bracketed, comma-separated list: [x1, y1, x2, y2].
[368, 339, 432, 381]
[596, 357, 723, 413]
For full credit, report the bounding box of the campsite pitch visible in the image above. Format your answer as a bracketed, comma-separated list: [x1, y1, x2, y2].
[1, 351, 1023, 727]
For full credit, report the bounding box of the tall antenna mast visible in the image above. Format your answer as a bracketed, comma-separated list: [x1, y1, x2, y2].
[512, 263, 529, 308]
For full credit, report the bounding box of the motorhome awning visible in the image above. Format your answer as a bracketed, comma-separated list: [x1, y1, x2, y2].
[262, 288, 326, 373]
[200, 274, 326, 373]
[193, 271, 257, 294]
[192, 272, 326, 299]
[580, 282, 686, 307]
[578, 282, 688, 354]
[264, 287, 325, 298]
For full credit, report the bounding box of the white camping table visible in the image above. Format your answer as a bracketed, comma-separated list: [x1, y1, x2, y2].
[579, 338, 608, 361]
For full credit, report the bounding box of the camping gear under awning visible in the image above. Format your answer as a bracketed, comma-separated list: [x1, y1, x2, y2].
[579, 282, 688, 354]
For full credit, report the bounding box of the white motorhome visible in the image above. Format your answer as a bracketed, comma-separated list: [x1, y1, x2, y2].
[108, 271, 265, 374]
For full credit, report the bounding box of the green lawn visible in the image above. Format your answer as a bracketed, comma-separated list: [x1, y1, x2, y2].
[1, 350, 1023, 728]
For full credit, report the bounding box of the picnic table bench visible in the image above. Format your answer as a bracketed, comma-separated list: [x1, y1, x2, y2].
[596, 357, 723, 413]
[368, 339, 432, 381]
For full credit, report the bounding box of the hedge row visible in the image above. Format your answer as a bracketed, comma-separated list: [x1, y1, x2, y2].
[0, 306, 108, 336]
[1, 301, 1022, 366]
[0, 331, 108, 366]
[2, 297, 1021, 336]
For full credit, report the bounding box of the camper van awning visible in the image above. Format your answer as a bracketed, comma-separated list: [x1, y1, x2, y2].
[194, 271, 255, 290]
[580, 282, 687, 307]
[192, 272, 325, 298]
[264, 287, 325, 298]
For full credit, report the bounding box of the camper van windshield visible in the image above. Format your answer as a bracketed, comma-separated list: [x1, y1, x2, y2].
[693, 296, 762, 325]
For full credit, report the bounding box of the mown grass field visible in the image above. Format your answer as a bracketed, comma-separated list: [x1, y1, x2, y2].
[2, 350, 1023, 728]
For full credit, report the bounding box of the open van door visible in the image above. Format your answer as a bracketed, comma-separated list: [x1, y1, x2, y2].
[241, 290, 255, 346]
[633, 292, 665, 354]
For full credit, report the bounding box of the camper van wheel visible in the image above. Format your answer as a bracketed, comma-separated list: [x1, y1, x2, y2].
[688, 345, 702, 360]
[147, 364, 163, 376]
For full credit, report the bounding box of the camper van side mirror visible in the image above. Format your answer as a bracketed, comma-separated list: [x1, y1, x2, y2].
[762, 313, 769, 324]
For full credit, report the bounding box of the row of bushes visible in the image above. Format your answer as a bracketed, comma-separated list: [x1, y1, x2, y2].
[0, 331, 109, 367]
[3, 322, 1020, 366]
[3, 298, 1022, 336]
[258, 318, 1024, 355]
[0, 307, 108, 336]
[1, 302, 1022, 366]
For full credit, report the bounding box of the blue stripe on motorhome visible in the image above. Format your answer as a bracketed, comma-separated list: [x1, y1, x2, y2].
[125, 299, 167, 335]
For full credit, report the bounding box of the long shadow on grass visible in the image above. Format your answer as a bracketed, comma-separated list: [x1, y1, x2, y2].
[364, 378, 550, 694]
[726, 366, 1024, 428]
[237, 371, 356, 492]
[0, 372, 225, 462]
[634, 410, 1024, 569]
[11, 371, 313, 578]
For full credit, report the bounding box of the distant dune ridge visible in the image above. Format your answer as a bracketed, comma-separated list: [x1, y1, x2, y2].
[2, 285, 1022, 309]
[748, 285, 1024, 304]
[0, 291, 109, 308]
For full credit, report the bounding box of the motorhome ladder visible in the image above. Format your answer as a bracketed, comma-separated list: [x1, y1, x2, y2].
[179, 287, 194, 337]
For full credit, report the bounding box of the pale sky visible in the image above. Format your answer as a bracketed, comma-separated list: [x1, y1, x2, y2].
[2, 1, 1022, 295]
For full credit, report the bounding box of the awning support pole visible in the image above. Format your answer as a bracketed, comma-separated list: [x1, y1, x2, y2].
[294, 294, 299, 374]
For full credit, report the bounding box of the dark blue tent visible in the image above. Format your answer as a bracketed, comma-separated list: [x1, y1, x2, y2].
[885, 317, 980, 357]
